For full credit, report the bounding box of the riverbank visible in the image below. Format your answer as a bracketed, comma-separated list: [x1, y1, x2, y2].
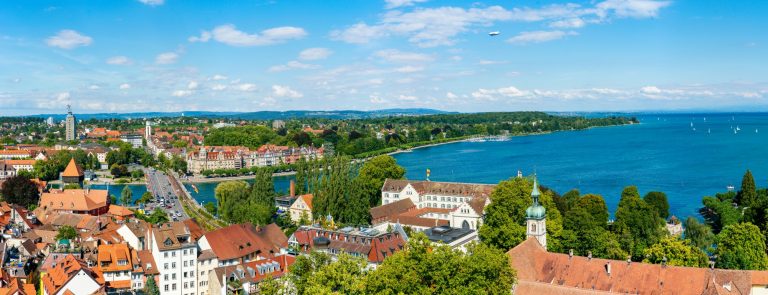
[183, 170, 296, 183]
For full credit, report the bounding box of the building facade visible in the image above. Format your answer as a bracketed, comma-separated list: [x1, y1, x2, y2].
[65, 106, 76, 141]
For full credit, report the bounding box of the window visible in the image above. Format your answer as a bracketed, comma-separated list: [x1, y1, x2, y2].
[172, 262, 177, 269]
[165, 285, 169, 291]
[172, 273, 176, 279]
[172, 283, 177, 291]
[183, 249, 187, 255]
[172, 251, 176, 257]
[164, 263, 168, 270]
[164, 274, 168, 280]
[164, 252, 168, 258]
[183, 261, 187, 267]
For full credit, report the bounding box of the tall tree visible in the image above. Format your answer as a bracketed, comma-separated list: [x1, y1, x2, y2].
[738, 169, 757, 207]
[214, 180, 250, 223]
[644, 191, 670, 219]
[56, 225, 78, 241]
[683, 216, 714, 250]
[612, 186, 665, 260]
[643, 237, 709, 267]
[144, 276, 160, 295]
[121, 186, 133, 205]
[0, 175, 39, 208]
[716, 222, 768, 270]
[357, 155, 405, 207]
[479, 177, 563, 251]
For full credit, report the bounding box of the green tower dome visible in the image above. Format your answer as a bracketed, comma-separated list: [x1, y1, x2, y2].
[525, 176, 546, 220]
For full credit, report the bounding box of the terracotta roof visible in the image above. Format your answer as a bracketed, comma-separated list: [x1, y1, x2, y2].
[467, 195, 488, 215]
[62, 158, 84, 177]
[299, 194, 313, 210]
[292, 226, 405, 263]
[183, 218, 206, 240]
[97, 244, 133, 273]
[203, 223, 287, 261]
[370, 199, 416, 222]
[107, 205, 134, 217]
[136, 250, 159, 275]
[4, 159, 36, 166]
[105, 280, 131, 289]
[382, 179, 496, 198]
[508, 237, 756, 295]
[42, 254, 103, 295]
[0, 150, 31, 156]
[40, 189, 108, 212]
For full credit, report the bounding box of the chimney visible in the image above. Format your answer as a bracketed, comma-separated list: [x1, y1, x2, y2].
[605, 262, 611, 276]
[587, 251, 592, 261]
[568, 249, 573, 259]
[290, 180, 296, 197]
[627, 256, 632, 266]
[662, 256, 668, 268]
[709, 261, 715, 270]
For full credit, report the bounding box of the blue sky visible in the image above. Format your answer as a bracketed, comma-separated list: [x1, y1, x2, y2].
[0, 0, 766, 115]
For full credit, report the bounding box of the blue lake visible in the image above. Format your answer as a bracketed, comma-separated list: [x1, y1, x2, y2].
[183, 175, 294, 206]
[91, 184, 148, 204]
[392, 113, 768, 219]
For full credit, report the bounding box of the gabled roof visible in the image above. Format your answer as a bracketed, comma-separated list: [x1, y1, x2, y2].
[42, 254, 103, 295]
[136, 250, 159, 275]
[298, 194, 313, 210]
[507, 238, 755, 295]
[107, 205, 134, 217]
[381, 179, 495, 198]
[40, 189, 108, 212]
[97, 244, 134, 273]
[370, 199, 416, 222]
[203, 223, 287, 261]
[62, 158, 84, 177]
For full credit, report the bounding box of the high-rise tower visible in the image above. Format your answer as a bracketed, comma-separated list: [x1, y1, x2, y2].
[65, 105, 77, 141]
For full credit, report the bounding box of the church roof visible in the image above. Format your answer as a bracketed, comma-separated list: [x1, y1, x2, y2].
[61, 158, 84, 177]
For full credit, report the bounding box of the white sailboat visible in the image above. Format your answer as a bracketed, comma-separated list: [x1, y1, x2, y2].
[708, 128, 711, 134]
[736, 126, 741, 131]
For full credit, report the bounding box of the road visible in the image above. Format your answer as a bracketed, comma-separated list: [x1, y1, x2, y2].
[144, 168, 189, 221]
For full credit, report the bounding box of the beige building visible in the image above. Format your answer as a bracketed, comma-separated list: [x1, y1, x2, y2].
[289, 194, 313, 223]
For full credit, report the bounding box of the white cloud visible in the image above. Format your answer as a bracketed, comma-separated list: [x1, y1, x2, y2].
[190, 24, 307, 47]
[211, 74, 228, 81]
[370, 95, 387, 104]
[479, 60, 506, 65]
[272, 85, 303, 98]
[155, 52, 179, 64]
[45, 30, 92, 49]
[641, 86, 662, 94]
[332, 6, 514, 47]
[119, 83, 131, 90]
[333, 1, 671, 47]
[56, 92, 71, 101]
[172, 90, 193, 97]
[507, 30, 576, 44]
[138, 0, 164, 6]
[268, 61, 320, 72]
[211, 84, 227, 91]
[373, 49, 434, 63]
[395, 66, 424, 73]
[106, 56, 131, 65]
[188, 31, 211, 42]
[187, 81, 198, 90]
[549, 18, 586, 29]
[472, 86, 531, 101]
[398, 94, 417, 101]
[596, 0, 671, 19]
[385, 0, 428, 9]
[237, 83, 257, 92]
[299, 48, 333, 60]
[446, 92, 458, 99]
[89, 85, 100, 90]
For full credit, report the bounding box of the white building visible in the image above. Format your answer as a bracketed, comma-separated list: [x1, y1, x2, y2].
[121, 134, 143, 148]
[374, 179, 494, 231]
[148, 222, 198, 295]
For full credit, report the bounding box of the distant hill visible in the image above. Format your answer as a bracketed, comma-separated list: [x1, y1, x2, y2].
[28, 108, 453, 121]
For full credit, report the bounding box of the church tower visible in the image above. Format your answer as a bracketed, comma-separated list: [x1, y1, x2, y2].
[526, 175, 547, 249]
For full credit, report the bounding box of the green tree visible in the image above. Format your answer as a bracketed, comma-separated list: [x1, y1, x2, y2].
[365, 233, 516, 295]
[289, 251, 333, 295]
[0, 175, 40, 208]
[643, 237, 708, 267]
[738, 169, 757, 207]
[145, 276, 160, 295]
[56, 225, 78, 241]
[644, 191, 670, 219]
[612, 186, 665, 260]
[303, 253, 368, 294]
[121, 186, 133, 205]
[148, 208, 169, 224]
[557, 189, 580, 215]
[716, 222, 768, 270]
[683, 216, 714, 250]
[357, 155, 405, 207]
[136, 192, 153, 205]
[204, 202, 217, 215]
[479, 177, 563, 251]
[214, 180, 250, 223]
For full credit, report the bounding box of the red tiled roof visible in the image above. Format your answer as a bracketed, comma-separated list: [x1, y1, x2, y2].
[40, 189, 108, 212]
[61, 158, 84, 177]
[203, 223, 287, 261]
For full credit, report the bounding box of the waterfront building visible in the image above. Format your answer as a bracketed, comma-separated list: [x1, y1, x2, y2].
[289, 225, 406, 266]
[38, 188, 109, 216]
[373, 179, 493, 231]
[60, 158, 84, 186]
[65, 106, 77, 141]
[186, 144, 323, 174]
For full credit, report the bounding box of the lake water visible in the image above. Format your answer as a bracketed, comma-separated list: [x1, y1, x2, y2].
[183, 175, 294, 205]
[91, 184, 148, 204]
[392, 113, 768, 219]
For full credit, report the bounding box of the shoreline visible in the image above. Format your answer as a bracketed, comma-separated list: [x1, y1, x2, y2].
[183, 170, 296, 183]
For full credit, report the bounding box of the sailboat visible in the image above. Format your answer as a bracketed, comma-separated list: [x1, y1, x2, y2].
[756, 129, 759, 133]
[690, 122, 694, 127]
[736, 126, 741, 131]
[708, 128, 711, 134]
